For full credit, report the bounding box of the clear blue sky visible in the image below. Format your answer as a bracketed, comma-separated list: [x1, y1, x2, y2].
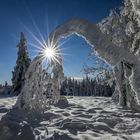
[0, 0, 122, 84]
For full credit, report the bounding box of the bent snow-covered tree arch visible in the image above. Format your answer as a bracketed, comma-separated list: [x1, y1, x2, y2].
[16, 18, 140, 111]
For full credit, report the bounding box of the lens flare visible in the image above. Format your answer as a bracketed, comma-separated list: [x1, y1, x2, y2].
[37, 37, 62, 67]
[45, 48, 55, 59]
[22, 16, 70, 68]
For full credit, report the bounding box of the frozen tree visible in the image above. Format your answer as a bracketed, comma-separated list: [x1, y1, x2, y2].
[83, 52, 112, 78]
[82, 51, 115, 96]
[60, 76, 114, 97]
[98, 0, 140, 57]
[5, 81, 8, 87]
[46, 17, 140, 111]
[98, 0, 140, 107]
[15, 49, 64, 112]
[11, 32, 31, 95]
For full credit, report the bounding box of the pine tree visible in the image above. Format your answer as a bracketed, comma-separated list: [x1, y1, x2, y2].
[5, 81, 8, 87]
[11, 32, 31, 95]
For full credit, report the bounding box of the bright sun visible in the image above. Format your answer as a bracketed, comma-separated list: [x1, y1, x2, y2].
[23, 19, 68, 67]
[27, 29, 64, 66]
[44, 47, 55, 59]
[39, 41, 61, 66]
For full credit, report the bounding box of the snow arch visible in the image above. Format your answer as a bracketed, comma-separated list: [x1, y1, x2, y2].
[16, 18, 140, 111]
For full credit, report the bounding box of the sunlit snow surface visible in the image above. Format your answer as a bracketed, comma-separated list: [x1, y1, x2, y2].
[0, 96, 17, 119]
[0, 96, 140, 140]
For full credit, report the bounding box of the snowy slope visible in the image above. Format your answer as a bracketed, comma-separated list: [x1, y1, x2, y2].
[0, 96, 140, 140]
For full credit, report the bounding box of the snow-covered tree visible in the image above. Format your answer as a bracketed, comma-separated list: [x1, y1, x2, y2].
[60, 76, 114, 97]
[98, 0, 140, 106]
[11, 32, 31, 95]
[98, 0, 140, 57]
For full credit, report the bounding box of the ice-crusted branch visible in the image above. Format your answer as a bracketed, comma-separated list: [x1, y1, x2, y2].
[48, 18, 140, 105]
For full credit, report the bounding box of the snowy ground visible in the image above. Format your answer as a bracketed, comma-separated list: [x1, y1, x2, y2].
[0, 96, 140, 140]
[0, 96, 17, 119]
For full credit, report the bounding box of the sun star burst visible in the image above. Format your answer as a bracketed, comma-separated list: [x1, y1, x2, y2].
[39, 40, 61, 67]
[44, 47, 55, 59]
[23, 19, 70, 68]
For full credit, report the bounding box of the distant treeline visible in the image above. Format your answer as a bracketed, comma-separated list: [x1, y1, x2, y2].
[60, 75, 115, 97]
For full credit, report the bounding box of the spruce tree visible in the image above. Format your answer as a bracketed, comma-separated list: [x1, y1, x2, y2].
[11, 32, 31, 95]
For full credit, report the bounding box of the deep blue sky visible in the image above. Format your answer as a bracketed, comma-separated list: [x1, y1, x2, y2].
[0, 0, 122, 84]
